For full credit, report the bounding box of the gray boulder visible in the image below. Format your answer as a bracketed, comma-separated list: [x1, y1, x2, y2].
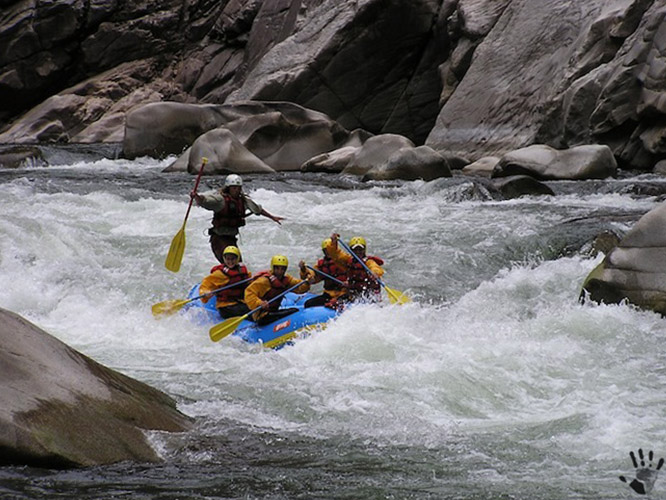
[581, 201, 666, 314]
[0, 308, 192, 468]
[342, 134, 415, 176]
[461, 156, 500, 177]
[300, 146, 358, 173]
[490, 175, 554, 199]
[362, 145, 452, 181]
[493, 144, 617, 180]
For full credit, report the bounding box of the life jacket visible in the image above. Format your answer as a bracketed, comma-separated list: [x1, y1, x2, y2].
[255, 271, 291, 311]
[212, 193, 246, 229]
[317, 256, 346, 291]
[210, 264, 250, 301]
[347, 256, 384, 295]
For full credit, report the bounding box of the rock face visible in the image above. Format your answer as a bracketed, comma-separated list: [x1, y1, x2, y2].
[581, 201, 666, 314]
[2, 0, 666, 171]
[0, 308, 192, 468]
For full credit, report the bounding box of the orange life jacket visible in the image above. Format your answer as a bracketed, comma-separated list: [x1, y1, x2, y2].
[212, 193, 246, 229]
[317, 256, 346, 291]
[347, 256, 384, 295]
[255, 271, 291, 311]
[210, 264, 250, 301]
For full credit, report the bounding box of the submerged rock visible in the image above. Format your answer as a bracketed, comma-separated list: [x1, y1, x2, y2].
[0, 308, 192, 468]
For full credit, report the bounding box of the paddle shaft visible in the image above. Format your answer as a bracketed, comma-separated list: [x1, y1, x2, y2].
[306, 265, 346, 286]
[182, 158, 207, 225]
[193, 276, 255, 302]
[338, 239, 386, 287]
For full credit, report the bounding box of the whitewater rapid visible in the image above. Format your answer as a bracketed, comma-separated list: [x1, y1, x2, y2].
[1, 158, 666, 498]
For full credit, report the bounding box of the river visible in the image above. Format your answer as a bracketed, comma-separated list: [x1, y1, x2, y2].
[1, 148, 666, 499]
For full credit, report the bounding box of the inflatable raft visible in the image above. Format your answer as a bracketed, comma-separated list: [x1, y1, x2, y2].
[183, 285, 340, 349]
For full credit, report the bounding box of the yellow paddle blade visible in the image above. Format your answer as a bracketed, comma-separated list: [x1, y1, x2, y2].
[385, 286, 411, 305]
[209, 313, 250, 342]
[165, 225, 186, 272]
[151, 298, 190, 318]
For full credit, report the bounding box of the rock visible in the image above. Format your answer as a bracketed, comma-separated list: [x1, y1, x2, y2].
[654, 159, 666, 176]
[177, 128, 276, 174]
[0, 146, 46, 169]
[493, 144, 617, 180]
[362, 145, 452, 181]
[0, 308, 192, 468]
[301, 146, 358, 173]
[124, 100, 350, 165]
[490, 175, 554, 199]
[342, 134, 415, 176]
[461, 156, 500, 177]
[581, 201, 666, 314]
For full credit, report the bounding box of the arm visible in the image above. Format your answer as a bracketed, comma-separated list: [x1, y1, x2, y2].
[244, 277, 271, 310]
[286, 274, 310, 293]
[199, 271, 230, 303]
[366, 259, 385, 278]
[325, 236, 352, 270]
[299, 260, 319, 283]
[244, 195, 284, 225]
[191, 191, 225, 211]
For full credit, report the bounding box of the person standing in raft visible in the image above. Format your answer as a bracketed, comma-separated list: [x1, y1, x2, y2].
[244, 255, 312, 326]
[326, 233, 385, 303]
[199, 246, 252, 319]
[190, 174, 284, 263]
[299, 238, 350, 308]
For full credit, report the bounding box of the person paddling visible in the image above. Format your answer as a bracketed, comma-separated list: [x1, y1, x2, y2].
[199, 246, 252, 319]
[326, 233, 385, 303]
[299, 238, 349, 308]
[190, 174, 284, 263]
[244, 255, 312, 326]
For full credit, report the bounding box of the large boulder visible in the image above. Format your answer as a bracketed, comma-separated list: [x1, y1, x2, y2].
[581, 201, 666, 314]
[159, 101, 350, 172]
[342, 134, 415, 176]
[492, 144, 617, 180]
[361, 145, 452, 181]
[0, 308, 192, 468]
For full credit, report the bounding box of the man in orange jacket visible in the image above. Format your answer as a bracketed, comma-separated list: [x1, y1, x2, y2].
[325, 233, 385, 303]
[199, 246, 252, 318]
[244, 255, 312, 326]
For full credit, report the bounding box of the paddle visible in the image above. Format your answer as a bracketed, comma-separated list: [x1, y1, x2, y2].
[165, 157, 208, 272]
[152, 276, 255, 318]
[209, 280, 307, 342]
[306, 265, 347, 287]
[338, 239, 411, 305]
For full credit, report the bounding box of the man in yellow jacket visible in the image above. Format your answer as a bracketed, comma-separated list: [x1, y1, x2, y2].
[244, 255, 312, 325]
[199, 246, 252, 318]
[299, 238, 350, 308]
[326, 233, 385, 302]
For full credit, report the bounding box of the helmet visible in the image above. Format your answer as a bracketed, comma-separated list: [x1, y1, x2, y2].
[321, 238, 332, 250]
[223, 246, 241, 258]
[270, 255, 289, 268]
[349, 236, 366, 249]
[224, 174, 243, 188]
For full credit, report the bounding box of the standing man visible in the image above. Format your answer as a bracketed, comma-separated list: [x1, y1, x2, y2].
[191, 174, 284, 263]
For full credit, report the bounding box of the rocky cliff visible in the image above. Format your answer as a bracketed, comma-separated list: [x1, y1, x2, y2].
[2, 0, 665, 170]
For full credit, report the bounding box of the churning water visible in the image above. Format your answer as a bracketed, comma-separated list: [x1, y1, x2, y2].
[1, 154, 666, 499]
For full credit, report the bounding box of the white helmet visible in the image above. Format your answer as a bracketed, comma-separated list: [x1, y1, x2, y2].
[224, 174, 243, 188]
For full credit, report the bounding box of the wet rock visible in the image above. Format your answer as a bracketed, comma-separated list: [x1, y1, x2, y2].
[0, 146, 46, 169]
[0, 308, 192, 468]
[490, 175, 554, 199]
[461, 156, 500, 177]
[301, 146, 358, 173]
[493, 144, 617, 180]
[581, 201, 666, 314]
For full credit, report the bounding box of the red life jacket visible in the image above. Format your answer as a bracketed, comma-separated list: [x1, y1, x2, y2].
[210, 264, 250, 301]
[347, 256, 384, 295]
[212, 193, 246, 229]
[255, 271, 291, 311]
[317, 256, 346, 291]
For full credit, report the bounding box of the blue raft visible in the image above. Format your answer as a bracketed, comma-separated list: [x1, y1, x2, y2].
[183, 284, 340, 349]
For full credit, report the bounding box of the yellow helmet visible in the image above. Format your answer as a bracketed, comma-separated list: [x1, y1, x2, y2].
[270, 254, 289, 268]
[349, 236, 366, 249]
[321, 238, 332, 250]
[223, 246, 241, 258]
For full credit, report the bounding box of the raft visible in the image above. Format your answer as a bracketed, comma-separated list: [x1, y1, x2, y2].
[183, 284, 340, 349]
